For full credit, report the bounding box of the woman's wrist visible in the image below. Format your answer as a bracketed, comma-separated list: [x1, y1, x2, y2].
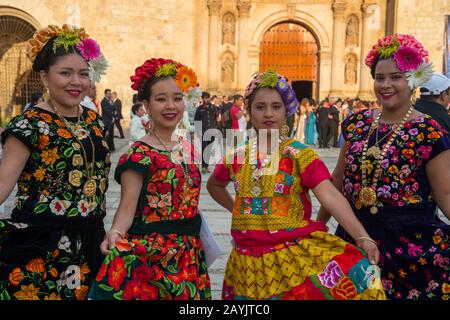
[355, 236, 377, 246]
[108, 227, 125, 238]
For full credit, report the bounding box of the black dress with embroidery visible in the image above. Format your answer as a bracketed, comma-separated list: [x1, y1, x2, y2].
[335, 110, 450, 300]
[0, 106, 110, 300]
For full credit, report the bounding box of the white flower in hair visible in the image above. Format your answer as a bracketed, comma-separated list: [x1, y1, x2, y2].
[88, 54, 108, 84]
[406, 61, 434, 90]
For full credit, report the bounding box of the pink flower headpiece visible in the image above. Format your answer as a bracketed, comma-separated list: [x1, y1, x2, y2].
[365, 34, 433, 89]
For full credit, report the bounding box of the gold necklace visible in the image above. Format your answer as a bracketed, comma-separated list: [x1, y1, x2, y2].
[358, 106, 414, 214]
[248, 134, 285, 197]
[48, 100, 97, 206]
[366, 121, 400, 159]
[152, 130, 193, 189]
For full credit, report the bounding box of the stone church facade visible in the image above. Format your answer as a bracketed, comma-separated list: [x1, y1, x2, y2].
[0, 0, 449, 121]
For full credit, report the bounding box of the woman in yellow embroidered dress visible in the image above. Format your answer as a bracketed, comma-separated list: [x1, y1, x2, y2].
[207, 71, 386, 300]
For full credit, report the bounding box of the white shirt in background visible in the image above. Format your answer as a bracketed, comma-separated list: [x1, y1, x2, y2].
[129, 114, 148, 144]
[238, 114, 246, 132]
[80, 96, 97, 111]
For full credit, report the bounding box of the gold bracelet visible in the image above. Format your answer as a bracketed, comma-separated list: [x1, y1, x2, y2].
[356, 236, 377, 246]
[109, 228, 124, 238]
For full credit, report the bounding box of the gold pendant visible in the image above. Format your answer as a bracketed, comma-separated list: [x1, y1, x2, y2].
[252, 170, 262, 180]
[83, 178, 97, 198]
[370, 206, 379, 215]
[182, 179, 191, 189]
[250, 184, 262, 197]
[181, 180, 190, 198]
[366, 146, 381, 159]
[359, 187, 377, 207]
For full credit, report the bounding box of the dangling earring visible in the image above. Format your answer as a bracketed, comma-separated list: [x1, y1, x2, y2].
[42, 87, 50, 101]
[280, 124, 290, 140]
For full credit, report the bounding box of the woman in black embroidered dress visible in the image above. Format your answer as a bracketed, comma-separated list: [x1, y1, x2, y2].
[0, 24, 110, 300]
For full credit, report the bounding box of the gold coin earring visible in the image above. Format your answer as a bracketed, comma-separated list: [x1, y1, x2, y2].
[42, 87, 50, 101]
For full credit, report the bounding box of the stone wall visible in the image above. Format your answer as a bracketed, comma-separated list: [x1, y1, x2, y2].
[396, 0, 450, 74]
[1, 0, 448, 120]
[1, 0, 199, 121]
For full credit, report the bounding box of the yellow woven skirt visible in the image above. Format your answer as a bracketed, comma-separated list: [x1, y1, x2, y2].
[222, 231, 387, 300]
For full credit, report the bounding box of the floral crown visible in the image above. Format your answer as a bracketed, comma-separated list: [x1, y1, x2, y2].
[365, 34, 433, 90]
[244, 70, 299, 117]
[130, 58, 201, 107]
[26, 24, 107, 83]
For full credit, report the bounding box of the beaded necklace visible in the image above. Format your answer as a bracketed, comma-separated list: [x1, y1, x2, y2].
[358, 106, 413, 214]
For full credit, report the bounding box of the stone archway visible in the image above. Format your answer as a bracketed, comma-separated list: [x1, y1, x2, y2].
[0, 15, 41, 123]
[259, 22, 319, 102]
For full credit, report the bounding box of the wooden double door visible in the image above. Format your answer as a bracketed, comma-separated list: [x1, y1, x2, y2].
[260, 22, 319, 102]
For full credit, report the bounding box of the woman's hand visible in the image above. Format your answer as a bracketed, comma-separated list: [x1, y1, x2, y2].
[356, 238, 380, 265]
[100, 229, 123, 255]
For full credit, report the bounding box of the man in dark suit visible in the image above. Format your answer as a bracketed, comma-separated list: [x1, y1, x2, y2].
[112, 92, 125, 139]
[328, 99, 341, 148]
[316, 101, 331, 148]
[101, 89, 115, 152]
[194, 91, 218, 173]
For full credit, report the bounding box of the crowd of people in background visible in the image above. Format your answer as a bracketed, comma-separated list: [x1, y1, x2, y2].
[1, 24, 449, 301]
[22, 86, 450, 156]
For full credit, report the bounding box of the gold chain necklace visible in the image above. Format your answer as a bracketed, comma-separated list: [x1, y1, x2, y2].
[358, 106, 413, 214]
[248, 134, 286, 197]
[367, 121, 401, 159]
[48, 100, 97, 206]
[152, 130, 193, 190]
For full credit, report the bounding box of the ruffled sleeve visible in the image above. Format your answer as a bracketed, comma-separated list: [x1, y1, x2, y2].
[429, 128, 450, 160]
[114, 142, 151, 184]
[341, 110, 370, 142]
[1, 110, 39, 150]
[341, 113, 357, 142]
[296, 147, 332, 190]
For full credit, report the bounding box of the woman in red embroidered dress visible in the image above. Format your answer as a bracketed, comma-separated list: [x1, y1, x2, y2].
[89, 58, 211, 300]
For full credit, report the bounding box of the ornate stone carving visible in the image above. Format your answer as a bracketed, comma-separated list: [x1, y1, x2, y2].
[345, 54, 358, 85]
[332, 2, 347, 19]
[345, 15, 359, 46]
[207, 0, 222, 16]
[237, 0, 252, 18]
[365, 4, 381, 30]
[222, 12, 236, 45]
[221, 53, 235, 82]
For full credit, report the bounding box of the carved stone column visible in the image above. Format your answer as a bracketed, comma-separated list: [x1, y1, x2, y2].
[207, 0, 222, 91]
[358, 3, 375, 100]
[237, 0, 252, 90]
[329, 2, 347, 98]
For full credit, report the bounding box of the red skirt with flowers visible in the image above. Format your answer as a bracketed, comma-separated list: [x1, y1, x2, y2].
[88, 232, 211, 300]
